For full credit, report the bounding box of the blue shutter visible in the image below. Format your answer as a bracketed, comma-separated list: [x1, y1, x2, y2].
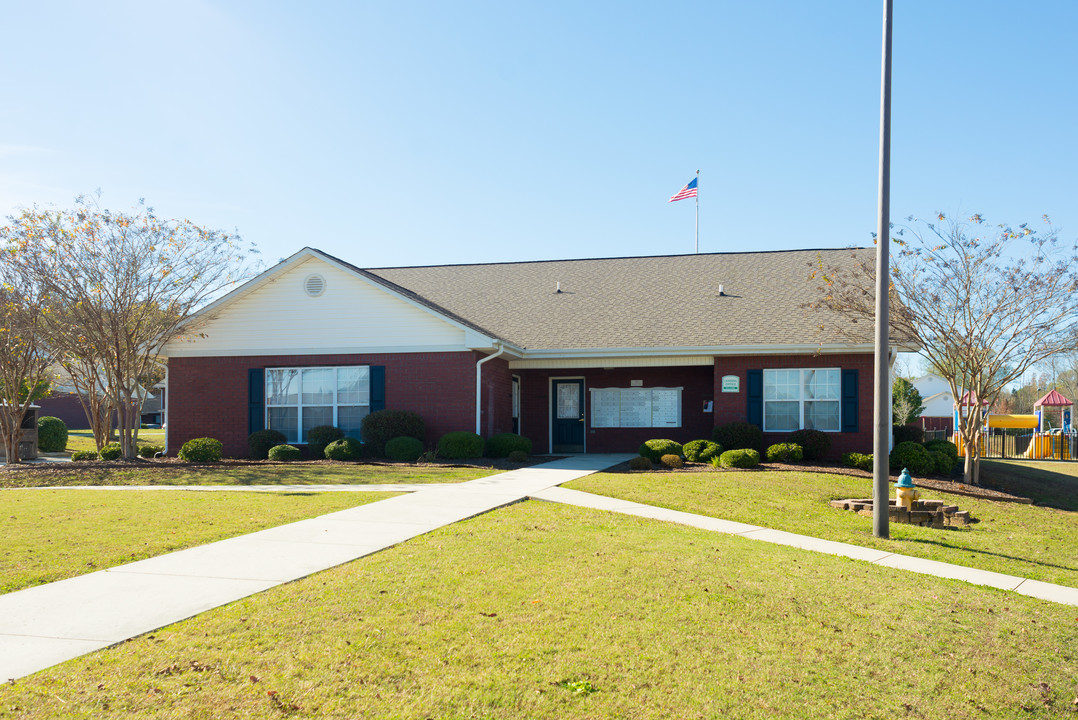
[841, 369, 859, 433]
[370, 366, 386, 412]
[746, 370, 763, 428]
[248, 368, 265, 435]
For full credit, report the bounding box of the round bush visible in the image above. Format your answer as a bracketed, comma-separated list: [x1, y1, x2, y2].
[892, 425, 925, 445]
[266, 444, 300, 461]
[437, 431, 485, 459]
[178, 437, 223, 462]
[683, 439, 723, 463]
[925, 439, 959, 465]
[71, 450, 99, 461]
[248, 429, 287, 460]
[628, 456, 653, 471]
[507, 449, 529, 463]
[786, 429, 831, 461]
[713, 422, 763, 452]
[766, 442, 804, 463]
[660, 454, 684, 469]
[719, 448, 761, 469]
[306, 425, 344, 459]
[385, 436, 425, 462]
[325, 437, 364, 461]
[888, 441, 933, 476]
[138, 444, 164, 458]
[929, 449, 955, 475]
[841, 451, 873, 472]
[484, 433, 533, 458]
[638, 439, 683, 463]
[37, 416, 68, 452]
[361, 410, 425, 457]
[99, 443, 123, 461]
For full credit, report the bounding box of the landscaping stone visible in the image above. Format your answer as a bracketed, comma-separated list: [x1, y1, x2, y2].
[832, 497, 974, 527]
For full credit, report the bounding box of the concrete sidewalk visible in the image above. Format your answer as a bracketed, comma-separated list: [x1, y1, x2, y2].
[0, 454, 634, 681]
[530, 486, 1078, 608]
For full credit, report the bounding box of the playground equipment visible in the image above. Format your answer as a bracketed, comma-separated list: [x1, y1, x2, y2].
[951, 389, 1075, 460]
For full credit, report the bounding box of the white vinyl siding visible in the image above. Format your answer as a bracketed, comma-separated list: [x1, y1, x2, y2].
[589, 387, 682, 428]
[763, 368, 840, 432]
[266, 366, 370, 443]
[166, 258, 467, 356]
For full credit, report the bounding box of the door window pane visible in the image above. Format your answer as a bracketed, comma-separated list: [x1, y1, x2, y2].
[557, 384, 579, 419]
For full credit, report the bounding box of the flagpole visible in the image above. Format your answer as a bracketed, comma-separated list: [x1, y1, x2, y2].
[695, 169, 699, 254]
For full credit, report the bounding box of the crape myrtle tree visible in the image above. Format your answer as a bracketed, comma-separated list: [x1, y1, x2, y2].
[3, 195, 259, 459]
[0, 249, 55, 463]
[811, 213, 1078, 485]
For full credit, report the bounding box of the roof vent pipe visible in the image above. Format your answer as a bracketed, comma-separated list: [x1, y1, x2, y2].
[718, 284, 725, 296]
[556, 282, 562, 293]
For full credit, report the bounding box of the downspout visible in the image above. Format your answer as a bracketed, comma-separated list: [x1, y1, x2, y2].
[475, 342, 505, 435]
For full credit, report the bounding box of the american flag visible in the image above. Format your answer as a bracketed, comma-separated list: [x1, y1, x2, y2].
[668, 176, 698, 202]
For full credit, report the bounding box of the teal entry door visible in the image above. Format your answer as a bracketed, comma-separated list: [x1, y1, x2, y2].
[551, 379, 585, 453]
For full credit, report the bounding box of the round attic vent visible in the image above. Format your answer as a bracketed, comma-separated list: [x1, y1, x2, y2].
[303, 273, 326, 297]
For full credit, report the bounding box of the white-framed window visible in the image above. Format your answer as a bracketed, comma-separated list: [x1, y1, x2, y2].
[265, 366, 370, 443]
[763, 368, 840, 432]
[589, 387, 682, 428]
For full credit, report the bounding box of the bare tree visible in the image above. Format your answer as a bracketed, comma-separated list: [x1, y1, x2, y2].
[4, 195, 259, 458]
[811, 213, 1078, 484]
[0, 252, 55, 464]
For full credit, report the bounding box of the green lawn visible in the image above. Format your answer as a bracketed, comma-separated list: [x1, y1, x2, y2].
[63, 429, 166, 454]
[1, 501, 1074, 719]
[0, 463, 499, 488]
[567, 469, 1078, 588]
[981, 458, 1078, 511]
[0, 489, 397, 595]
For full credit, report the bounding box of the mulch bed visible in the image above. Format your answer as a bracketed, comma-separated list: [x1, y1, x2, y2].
[603, 459, 1034, 504]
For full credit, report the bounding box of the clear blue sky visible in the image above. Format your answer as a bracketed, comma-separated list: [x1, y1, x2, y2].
[2, 1, 1075, 270]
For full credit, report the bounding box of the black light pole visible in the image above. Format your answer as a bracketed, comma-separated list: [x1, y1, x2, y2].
[873, 0, 894, 539]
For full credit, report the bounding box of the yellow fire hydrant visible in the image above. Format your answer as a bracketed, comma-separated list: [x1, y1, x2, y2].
[895, 468, 920, 510]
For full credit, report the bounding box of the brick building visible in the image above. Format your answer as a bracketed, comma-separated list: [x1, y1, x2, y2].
[161, 247, 898, 458]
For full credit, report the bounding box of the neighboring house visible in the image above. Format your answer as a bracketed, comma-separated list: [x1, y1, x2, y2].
[35, 391, 88, 429]
[161, 247, 901, 458]
[912, 373, 956, 433]
[140, 383, 167, 427]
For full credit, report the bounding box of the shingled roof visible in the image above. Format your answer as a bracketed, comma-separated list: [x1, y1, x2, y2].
[353, 248, 876, 352]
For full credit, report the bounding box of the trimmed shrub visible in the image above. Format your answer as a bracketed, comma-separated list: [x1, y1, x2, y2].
[929, 449, 956, 475]
[37, 416, 68, 453]
[268, 444, 301, 461]
[248, 429, 287, 460]
[71, 450, 98, 461]
[683, 439, 723, 463]
[638, 439, 683, 463]
[892, 424, 925, 445]
[325, 437, 364, 461]
[507, 449, 529, 463]
[99, 443, 123, 461]
[841, 451, 874, 472]
[178, 437, 223, 462]
[437, 431, 485, 459]
[138, 444, 164, 459]
[786, 429, 830, 461]
[386, 436, 425, 462]
[713, 422, 763, 452]
[888, 441, 933, 476]
[719, 448, 761, 469]
[925, 439, 959, 466]
[306, 425, 344, 459]
[660, 454, 684, 469]
[628, 456, 653, 471]
[485, 433, 533, 458]
[361, 410, 425, 456]
[766, 442, 804, 463]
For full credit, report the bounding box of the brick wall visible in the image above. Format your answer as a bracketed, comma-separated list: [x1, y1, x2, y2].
[713, 353, 875, 457]
[168, 352, 479, 457]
